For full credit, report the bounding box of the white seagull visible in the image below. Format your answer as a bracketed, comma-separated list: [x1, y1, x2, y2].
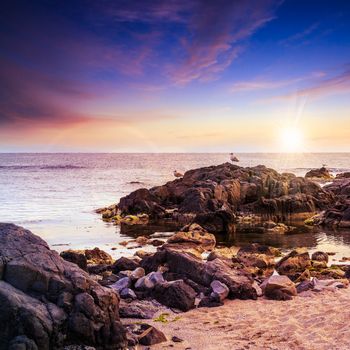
[230, 153, 239, 162]
[173, 170, 183, 178]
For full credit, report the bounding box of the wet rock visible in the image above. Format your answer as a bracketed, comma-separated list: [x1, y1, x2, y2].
[134, 250, 151, 259]
[153, 280, 196, 311]
[112, 257, 140, 273]
[311, 251, 329, 263]
[207, 246, 239, 261]
[265, 222, 291, 234]
[150, 239, 164, 247]
[0, 223, 127, 349]
[210, 280, 229, 302]
[135, 236, 149, 246]
[84, 247, 113, 265]
[237, 244, 276, 269]
[311, 266, 345, 279]
[276, 248, 311, 280]
[263, 275, 297, 300]
[60, 248, 113, 272]
[167, 224, 216, 251]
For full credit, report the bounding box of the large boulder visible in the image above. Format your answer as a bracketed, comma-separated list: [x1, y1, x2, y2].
[263, 275, 297, 300]
[152, 280, 196, 311]
[305, 167, 334, 181]
[0, 223, 127, 350]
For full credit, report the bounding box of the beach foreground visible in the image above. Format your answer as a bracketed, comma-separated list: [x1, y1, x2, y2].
[140, 288, 350, 350]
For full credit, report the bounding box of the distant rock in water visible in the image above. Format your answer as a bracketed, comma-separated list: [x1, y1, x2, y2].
[0, 223, 127, 350]
[336, 172, 350, 179]
[116, 163, 334, 234]
[305, 167, 334, 181]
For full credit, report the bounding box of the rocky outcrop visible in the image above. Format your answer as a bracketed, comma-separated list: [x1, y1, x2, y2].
[313, 179, 350, 228]
[0, 223, 126, 350]
[60, 247, 113, 272]
[111, 163, 334, 234]
[305, 167, 334, 181]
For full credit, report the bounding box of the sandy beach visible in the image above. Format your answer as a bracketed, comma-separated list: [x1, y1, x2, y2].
[129, 288, 350, 350]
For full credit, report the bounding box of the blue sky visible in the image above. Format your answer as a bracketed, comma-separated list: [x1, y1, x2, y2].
[1, 0, 349, 152]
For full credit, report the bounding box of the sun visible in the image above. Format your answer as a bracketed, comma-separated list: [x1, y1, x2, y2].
[279, 127, 304, 152]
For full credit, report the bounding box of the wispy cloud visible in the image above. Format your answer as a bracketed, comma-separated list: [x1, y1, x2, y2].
[279, 22, 319, 47]
[268, 68, 350, 101]
[229, 71, 326, 93]
[230, 77, 303, 92]
[97, 0, 282, 84]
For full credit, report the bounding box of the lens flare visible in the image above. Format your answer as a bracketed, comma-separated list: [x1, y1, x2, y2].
[279, 127, 304, 152]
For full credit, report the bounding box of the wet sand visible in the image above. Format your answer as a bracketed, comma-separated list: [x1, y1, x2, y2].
[125, 288, 350, 350]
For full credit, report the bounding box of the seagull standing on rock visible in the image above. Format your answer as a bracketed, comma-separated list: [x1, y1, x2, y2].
[173, 170, 183, 178]
[230, 153, 239, 162]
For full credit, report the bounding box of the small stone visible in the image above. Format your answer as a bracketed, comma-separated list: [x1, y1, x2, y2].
[138, 325, 167, 346]
[130, 267, 145, 281]
[210, 280, 229, 302]
[110, 277, 131, 292]
[119, 288, 137, 300]
[172, 336, 184, 343]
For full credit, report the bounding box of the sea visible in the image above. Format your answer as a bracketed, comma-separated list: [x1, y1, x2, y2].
[1, 153, 350, 260]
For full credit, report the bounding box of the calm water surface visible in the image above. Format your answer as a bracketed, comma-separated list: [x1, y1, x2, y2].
[0, 153, 349, 260]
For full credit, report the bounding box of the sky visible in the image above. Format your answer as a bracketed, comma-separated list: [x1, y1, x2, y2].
[1, 0, 350, 152]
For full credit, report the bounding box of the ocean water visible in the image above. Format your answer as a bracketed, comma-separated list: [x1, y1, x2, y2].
[1, 153, 350, 260]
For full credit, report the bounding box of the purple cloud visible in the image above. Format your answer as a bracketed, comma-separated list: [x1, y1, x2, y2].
[170, 0, 281, 84]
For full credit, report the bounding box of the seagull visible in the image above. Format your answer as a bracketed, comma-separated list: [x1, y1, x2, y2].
[230, 153, 239, 162]
[173, 170, 183, 178]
